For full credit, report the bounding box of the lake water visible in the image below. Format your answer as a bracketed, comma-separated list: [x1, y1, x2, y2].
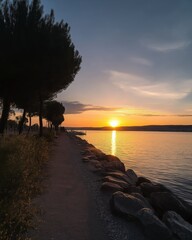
[81, 131, 192, 204]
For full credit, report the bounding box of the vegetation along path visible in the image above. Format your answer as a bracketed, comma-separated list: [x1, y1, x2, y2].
[31, 133, 110, 240]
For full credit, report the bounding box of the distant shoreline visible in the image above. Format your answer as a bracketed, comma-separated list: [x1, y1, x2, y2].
[66, 125, 192, 132]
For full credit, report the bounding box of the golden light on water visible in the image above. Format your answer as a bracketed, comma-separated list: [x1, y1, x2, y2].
[111, 130, 116, 155]
[109, 119, 119, 128]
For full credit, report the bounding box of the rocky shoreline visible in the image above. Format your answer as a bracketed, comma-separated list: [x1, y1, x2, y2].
[72, 134, 192, 240]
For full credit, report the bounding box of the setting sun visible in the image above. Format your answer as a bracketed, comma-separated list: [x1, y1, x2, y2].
[109, 120, 119, 128]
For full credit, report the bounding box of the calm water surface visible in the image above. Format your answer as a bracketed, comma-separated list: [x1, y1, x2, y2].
[81, 131, 192, 203]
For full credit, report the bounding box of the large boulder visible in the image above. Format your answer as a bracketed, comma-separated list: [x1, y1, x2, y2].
[103, 176, 129, 189]
[93, 149, 106, 160]
[126, 169, 138, 185]
[163, 211, 192, 240]
[137, 208, 173, 240]
[87, 160, 103, 173]
[101, 182, 123, 193]
[88, 160, 102, 168]
[136, 176, 152, 186]
[110, 191, 151, 219]
[102, 155, 125, 172]
[131, 193, 153, 209]
[124, 186, 142, 195]
[82, 154, 97, 162]
[104, 171, 135, 185]
[140, 182, 170, 197]
[150, 192, 192, 221]
[87, 146, 106, 160]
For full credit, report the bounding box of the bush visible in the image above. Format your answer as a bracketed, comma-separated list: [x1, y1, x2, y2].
[0, 136, 49, 240]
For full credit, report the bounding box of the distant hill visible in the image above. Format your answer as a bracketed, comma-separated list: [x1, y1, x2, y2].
[66, 125, 192, 132]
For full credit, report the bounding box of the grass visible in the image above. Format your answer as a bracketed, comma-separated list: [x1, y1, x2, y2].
[0, 135, 50, 240]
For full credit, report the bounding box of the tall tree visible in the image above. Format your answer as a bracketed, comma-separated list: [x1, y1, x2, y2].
[0, 0, 82, 135]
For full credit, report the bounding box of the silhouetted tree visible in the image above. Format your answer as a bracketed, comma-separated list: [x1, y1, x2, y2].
[26, 103, 39, 134]
[16, 114, 28, 133]
[0, 0, 81, 135]
[43, 101, 65, 131]
[52, 115, 64, 131]
[7, 119, 18, 132]
[0, 0, 29, 134]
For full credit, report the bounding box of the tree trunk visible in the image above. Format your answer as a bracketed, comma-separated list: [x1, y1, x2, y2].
[39, 96, 43, 137]
[27, 113, 32, 135]
[18, 108, 26, 135]
[0, 98, 11, 135]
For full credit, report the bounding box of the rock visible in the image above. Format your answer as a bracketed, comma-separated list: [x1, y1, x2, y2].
[102, 155, 125, 172]
[124, 186, 142, 195]
[163, 211, 192, 240]
[136, 176, 152, 186]
[81, 149, 92, 156]
[81, 150, 87, 155]
[82, 156, 89, 162]
[87, 146, 106, 159]
[126, 169, 138, 185]
[140, 182, 170, 197]
[103, 176, 129, 189]
[87, 160, 103, 173]
[104, 171, 134, 185]
[101, 182, 123, 193]
[88, 154, 97, 159]
[110, 191, 150, 219]
[137, 208, 173, 240]
[131, 193, 153, 209]
[89, 160, 102, 168]
[150, 192, 191, 221]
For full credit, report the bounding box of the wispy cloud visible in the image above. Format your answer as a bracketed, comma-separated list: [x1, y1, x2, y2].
[176, 115, 192, 117]
[131, 85, 187, 100]
[108, 70, 147, 88]
[62, 101, 120, 114]
[126, 113, 192, 117]
[145, 40, 191, 52]
[131, 57, 152, 66]
[113, 107, 192, 117]
[108, 70, 190, 100]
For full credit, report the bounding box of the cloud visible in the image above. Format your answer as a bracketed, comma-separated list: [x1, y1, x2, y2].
[176, 115, 192, 117]
[116, 107, 192, 117]
[107, 70, 147, 88]
[62, 101, 120, 114]
[145, 40, 191, 52]
[182, 91, 192, 102]
[131, 85, 187, 100]
[131, 57, 152, 66]
[127, 114, 192, 117]
[108, 70, 190, 100]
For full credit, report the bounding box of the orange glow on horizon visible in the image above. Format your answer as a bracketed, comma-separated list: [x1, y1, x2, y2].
[11, 109, 192, 128]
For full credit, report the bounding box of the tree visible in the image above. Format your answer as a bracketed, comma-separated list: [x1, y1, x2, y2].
[0, 0, 82, 135]
[16, 114, 28, 134]
[0, 0, 29, 134]
[43, 101, 65, 131]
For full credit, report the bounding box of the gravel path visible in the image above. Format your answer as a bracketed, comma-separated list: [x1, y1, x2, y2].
[31, 133, 146, 240]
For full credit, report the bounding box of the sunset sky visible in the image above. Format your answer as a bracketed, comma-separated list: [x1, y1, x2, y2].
[42, 0, 192, 127]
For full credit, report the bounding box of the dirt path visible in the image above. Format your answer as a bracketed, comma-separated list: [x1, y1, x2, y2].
[32, 133, 110, 240]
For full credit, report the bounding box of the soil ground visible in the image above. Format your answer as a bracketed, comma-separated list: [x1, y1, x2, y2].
[31, 133, 111, 240]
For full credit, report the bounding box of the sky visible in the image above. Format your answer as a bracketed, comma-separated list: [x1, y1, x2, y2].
[41, 0, 192, 127]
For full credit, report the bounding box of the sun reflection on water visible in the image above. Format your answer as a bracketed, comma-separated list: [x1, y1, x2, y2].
[111, 130, 116, 155]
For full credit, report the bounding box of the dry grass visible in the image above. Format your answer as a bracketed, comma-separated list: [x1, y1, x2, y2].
[0, 135, 50, 240]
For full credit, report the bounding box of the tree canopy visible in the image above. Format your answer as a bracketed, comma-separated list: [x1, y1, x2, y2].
[43, 101, 65, 130]
[0, 0, 82, 135]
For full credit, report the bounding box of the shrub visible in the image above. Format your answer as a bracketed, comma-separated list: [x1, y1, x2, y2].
[0, 136, 49, 240]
